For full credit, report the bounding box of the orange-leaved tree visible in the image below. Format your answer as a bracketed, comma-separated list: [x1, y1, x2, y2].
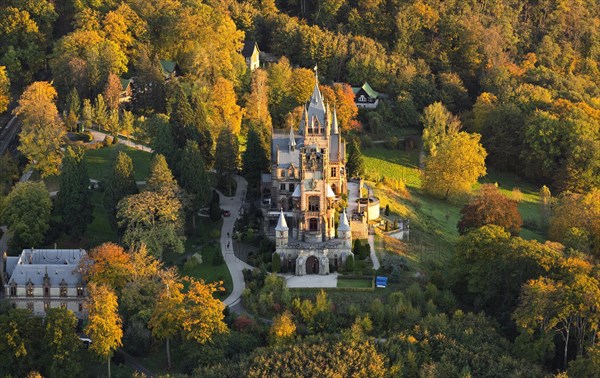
[458, 184, 523, 235]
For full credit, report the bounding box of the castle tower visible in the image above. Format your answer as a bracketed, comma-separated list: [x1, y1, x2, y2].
[337, 208, 352, 248]
[275, 209, 289, 248]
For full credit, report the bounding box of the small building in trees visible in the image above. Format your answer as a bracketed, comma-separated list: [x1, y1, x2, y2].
[2, 249, 88, 318]
[352, 82, 380, 109]
[241, 40, 260, 72]
[159, 60, 180, 80]
[263, 69, 370, 275]
[119, 77, 133, 103]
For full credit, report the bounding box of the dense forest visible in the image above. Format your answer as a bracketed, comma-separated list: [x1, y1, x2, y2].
[0, 0, 599, 377]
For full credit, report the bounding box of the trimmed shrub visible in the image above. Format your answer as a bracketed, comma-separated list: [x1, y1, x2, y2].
[345, 255, 355, 272]
[272, 253, 281, 273]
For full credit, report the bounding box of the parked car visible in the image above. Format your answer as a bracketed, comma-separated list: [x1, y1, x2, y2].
[222, 210, 231, 217]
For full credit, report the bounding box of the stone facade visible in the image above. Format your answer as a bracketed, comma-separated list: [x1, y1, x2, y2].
[2, 249, 87, 318]
[265, 70, 354, 275]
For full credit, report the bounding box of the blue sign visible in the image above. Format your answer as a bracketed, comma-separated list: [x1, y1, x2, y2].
[376, 276, 388, 288]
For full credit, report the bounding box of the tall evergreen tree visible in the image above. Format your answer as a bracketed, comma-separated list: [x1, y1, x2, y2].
[56, 146, 92, 238]
[346, 138, 365, 178]
[94, 94, 109, 130]
[179, 140, 210, 228]
[242, 128, 269, 189]
[103, 151, 138, 229]
[214, 128, 239, 196]
[148, 114, 177, 166]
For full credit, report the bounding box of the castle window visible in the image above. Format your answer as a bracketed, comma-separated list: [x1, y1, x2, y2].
[60, 286, 67, 297]
[308, 196, 320, 212]
[78, 303, 83, 312]
[44, 302, 50, 312]
[309, 218, 318, 231]
[77, 287, 84, 296]
[280, 184, 286, 191]
[61, 302, 67, 309]
[331, 167, 336, 177]
[26, 283, 34, 297]
[27, 302, 33, 312]
[10, 285, 16, 296]
[44, 286, 50, 297]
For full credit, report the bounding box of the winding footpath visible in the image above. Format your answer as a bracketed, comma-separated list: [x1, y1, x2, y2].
[217, 175, 253, 308]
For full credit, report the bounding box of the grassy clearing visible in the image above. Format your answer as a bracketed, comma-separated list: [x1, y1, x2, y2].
[84, 189, 118, 246]
[85, 145, 151, 181]
[363, 147, 421, 188]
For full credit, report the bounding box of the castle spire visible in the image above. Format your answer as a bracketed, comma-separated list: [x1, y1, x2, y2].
[331, 105, 339, 134]
[289, 125, 296, 150]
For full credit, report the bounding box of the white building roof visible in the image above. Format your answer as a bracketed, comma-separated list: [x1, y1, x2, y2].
[326, 184, 336, 198]
[6, 249, 87, 287]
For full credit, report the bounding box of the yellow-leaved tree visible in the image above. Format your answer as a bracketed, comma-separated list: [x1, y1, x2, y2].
[0, 66, 9, 114]
[14, 81, 66, 177]
[181, 277, 228, 343]
[84, 283, 123, 378]
[269, 311, 296, 345]
[422, 131, 487, 201]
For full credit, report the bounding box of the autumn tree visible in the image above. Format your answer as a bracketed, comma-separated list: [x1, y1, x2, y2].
[549, 189, 600, 256]
[458, 184, 522, 235]
[0, 309, 42, 377]
[422, 132, 487, 200]
[104, 73, 122, 111]
[346, 137, 365, 178]
[14, 81, 65, 177]
[65, 88, 80, 132]
[210, 77, 243, 134]
[56, 146, 92, 238]
[43, 308, 82, 378]
[181, 277, 228, 343]
[0, 66, 9, 113]
[103, 151, 138, 229]
[146, 154, 178, 194]
[421, 102, 461, 156]
[214, 128, 239, 196]
[82, 243, 133, 291]
[148, 269, 185, 368]
[269, 311, 296, 345]
[244, 69, 271, 129]
[1, 181, 51, 253]
[267, 57, 294, 125]
[117, 190, 185, 259]
[84, 282, 123, 378]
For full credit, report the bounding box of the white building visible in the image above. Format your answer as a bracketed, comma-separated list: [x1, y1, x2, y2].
[3, 249, 87, 318]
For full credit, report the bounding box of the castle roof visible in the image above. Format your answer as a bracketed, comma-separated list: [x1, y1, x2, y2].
[6, 249, 87, 287]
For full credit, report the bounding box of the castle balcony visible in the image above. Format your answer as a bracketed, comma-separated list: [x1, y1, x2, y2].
[305, 211, 321, 218]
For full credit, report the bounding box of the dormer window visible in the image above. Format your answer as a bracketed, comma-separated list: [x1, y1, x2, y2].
[26, 281, 34, 297]
[9, 282, 16, 296]
[77, 286, 84, 296]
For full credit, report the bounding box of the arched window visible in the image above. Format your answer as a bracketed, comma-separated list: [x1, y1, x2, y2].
[308, 196, 320, 211]
[309, 218, 318, 231]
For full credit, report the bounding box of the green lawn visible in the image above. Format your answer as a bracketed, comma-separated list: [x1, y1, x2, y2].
[84, 189, 118, 246]
[85, 145, 151, 181]
[337, 278, 373, 288]
[363, 146, 421, 188]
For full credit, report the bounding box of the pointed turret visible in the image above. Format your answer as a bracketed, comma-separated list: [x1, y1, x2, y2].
[337, 208, 352, 247]
[337, 208, 350, 232]
[275, 209, 289, 231]
[303, 106, 309, 135]
[275, 209, 289, 248]
[325, 102, 331, 136]
[289, 126, 296, 151]
[331, 106, 339, 134]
